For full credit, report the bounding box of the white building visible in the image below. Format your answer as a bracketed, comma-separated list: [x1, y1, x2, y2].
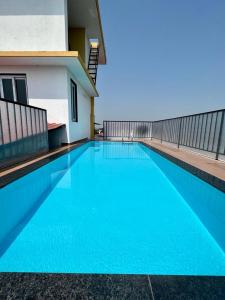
[0, 0, 106, 144]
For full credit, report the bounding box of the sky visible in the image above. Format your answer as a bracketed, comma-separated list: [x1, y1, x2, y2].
[95, 0, 225, 124]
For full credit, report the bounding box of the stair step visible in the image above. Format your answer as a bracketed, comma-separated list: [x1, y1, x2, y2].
[88, 47, 99, 85]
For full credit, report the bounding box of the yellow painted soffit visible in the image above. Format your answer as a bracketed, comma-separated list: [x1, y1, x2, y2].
[0, 51, 98, 97]
[0, 51, 79, 57]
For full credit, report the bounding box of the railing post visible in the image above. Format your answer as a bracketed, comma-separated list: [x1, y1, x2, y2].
[105, 121, 107, 140]
[177, 118, 182, 148]
[215, 110, 225, 160]
[103, 121, 105, 140]
[129, 121, 131, 139]
[0, 102, 3, 145]
[160, 121, 163, 143]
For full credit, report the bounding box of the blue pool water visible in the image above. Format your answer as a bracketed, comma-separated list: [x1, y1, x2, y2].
[0, 141, 225, 275]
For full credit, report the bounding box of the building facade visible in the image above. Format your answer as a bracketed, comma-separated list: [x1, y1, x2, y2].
[0, 0, 106, 144]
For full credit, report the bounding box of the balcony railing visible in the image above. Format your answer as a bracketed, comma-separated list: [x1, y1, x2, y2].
[103, 109, 225, 160]
[0, 98, 49, 169]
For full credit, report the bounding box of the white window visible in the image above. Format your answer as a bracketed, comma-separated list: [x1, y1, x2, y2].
[0, 75, 28, 105]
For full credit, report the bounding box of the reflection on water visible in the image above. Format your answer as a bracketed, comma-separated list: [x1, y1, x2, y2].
[102, 142, 149, 160]
[0, 143, 90, 256]
[142, 144, 225, 253]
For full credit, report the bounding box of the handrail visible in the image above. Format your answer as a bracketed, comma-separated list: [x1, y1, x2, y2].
[0, 97, 47, 112]
[151, 108, 225, 122]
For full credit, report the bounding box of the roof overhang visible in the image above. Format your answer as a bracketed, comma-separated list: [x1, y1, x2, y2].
[0, 51, 99, 97]
[68, 0, 106, 65]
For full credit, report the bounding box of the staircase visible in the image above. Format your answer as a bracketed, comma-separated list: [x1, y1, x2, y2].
[88, 45, 99, 85]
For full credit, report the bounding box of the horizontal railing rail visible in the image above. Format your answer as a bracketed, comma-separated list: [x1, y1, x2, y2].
[103, 109, 225, 160]
[0, 98, 49, 169]
[0, 97, 46, 111]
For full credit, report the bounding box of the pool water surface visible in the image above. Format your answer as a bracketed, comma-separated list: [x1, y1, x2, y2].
[0, 142, 225, 275]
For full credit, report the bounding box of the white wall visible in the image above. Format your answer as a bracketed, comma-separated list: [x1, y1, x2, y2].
[67, 70, 91, 142]
[0, 0, 68, 51]
[0, 65, 91, 143]
[0, 65, 69, 143]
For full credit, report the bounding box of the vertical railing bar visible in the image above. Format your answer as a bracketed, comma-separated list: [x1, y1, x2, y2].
[19, 105, 24, 139]
[160, 121, 163, 143]
[0, 102, 4, 144]
[198, 114, 204, 150]
[6, 101, 12, 143]
[185, 117, 190, 146]
[202, 113, 209, 151]
[216, 110, 225, 160]
[45, 110, 48, 146]
[173, 120, 176, 143]
[193, 115, 198, 148]
[33, 108, 37, 135]
[195, 115, 200, 148]
[30, 108, 34, 136]
[38, 109, 41, 135]
[189, 116, 193, 147]
[190, 115, 196, 147]
[212, 112, 218, 153]
[13, 102, 18, 141]
[25, 106, 29, 137]
[174, 119, 177, 143]
[207, 113, 213, 151]
[177, 118, 182, 148]
[183, 117, 187, 146]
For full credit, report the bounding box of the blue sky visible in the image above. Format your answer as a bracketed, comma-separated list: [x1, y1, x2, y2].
[95, 0, 225, 123]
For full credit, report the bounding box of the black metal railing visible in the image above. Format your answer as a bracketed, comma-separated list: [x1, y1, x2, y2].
[103, 109, 225, 160]
[103, 121, 152, 139]
[0, 98, 49, 169]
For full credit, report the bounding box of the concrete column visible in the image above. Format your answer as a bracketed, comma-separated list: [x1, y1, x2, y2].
[90, 96, 95, 139]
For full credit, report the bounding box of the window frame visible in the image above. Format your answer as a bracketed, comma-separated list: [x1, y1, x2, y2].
[70, 79, 78, 122]
[0, 74, 28, 105]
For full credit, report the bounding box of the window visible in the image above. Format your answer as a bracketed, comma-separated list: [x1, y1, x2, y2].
[0, 75, 28, 104]
[71, 79, 78, 122]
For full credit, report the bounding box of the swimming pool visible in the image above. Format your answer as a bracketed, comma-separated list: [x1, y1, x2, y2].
[0, 141, 225, 275]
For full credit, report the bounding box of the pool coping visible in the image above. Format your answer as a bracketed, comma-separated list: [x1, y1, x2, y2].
[140, 141, 225, 193]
